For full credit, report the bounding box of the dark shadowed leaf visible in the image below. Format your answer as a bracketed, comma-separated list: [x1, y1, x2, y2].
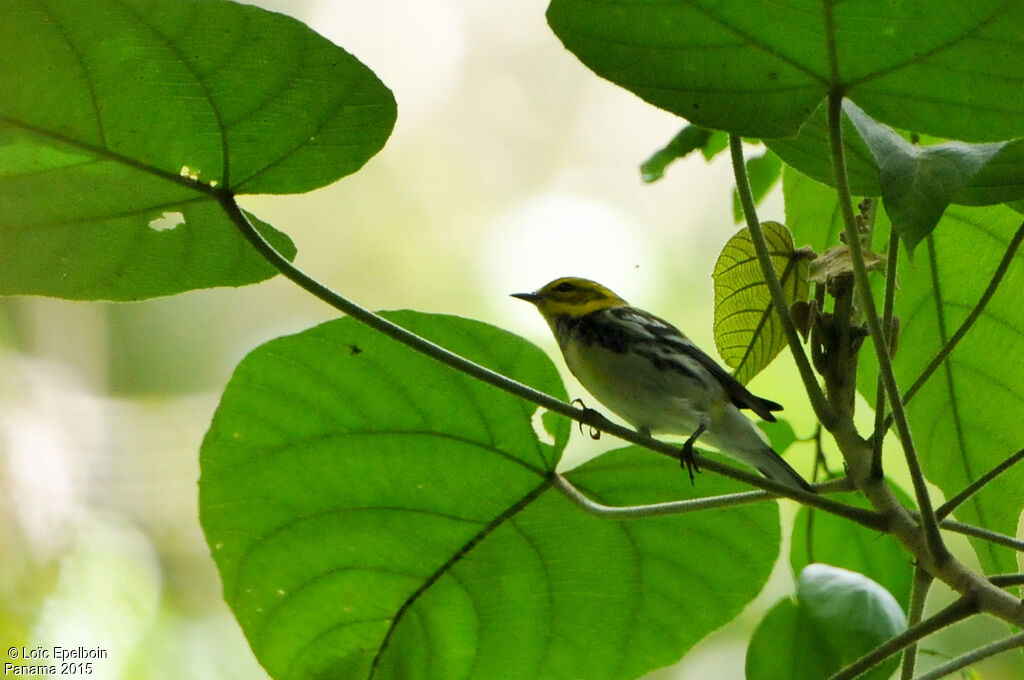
[547, 0, 1024, 141]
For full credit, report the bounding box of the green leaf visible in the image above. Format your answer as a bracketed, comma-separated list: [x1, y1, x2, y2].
[0, 0, 396, 299]
[757, 419, 797, 455]
[640, 124, 713, 183]
[713, 221, 810, 384]
[790, 486, 916, 610]
[746, 598, 839, 680]
[844, 102, 1006, 254]
[856, 204, 1024, 575]
[732, 150, 782, 222]
[795, 564, 906, 680]
[546, 0, 1024, 141]
[768, 103, 1024, 211]
[200, 313, 780, 679]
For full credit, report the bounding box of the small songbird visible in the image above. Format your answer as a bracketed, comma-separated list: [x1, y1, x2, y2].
[513, 276, 811, 491]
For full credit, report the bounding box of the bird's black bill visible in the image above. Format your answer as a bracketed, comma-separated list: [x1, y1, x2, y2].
[511, 292, 541, 303]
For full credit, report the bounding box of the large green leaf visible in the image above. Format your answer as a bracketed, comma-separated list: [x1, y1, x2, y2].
[200, 312, 780, 679]
[713, 221, 810, 384]
[0, 0, 396, 299]
[547, 0, 1024, 141]
[785, 169, 1024, 575]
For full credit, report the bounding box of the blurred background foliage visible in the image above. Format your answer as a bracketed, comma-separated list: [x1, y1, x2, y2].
[0, 1, 1019, 678]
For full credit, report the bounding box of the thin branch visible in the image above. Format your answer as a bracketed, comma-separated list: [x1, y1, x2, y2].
[900, 568, 934, 680]
[937, 446, 1024, 520]
[554, 474, 854, 520]
[873, 221, 901, 478]
[217, 192, 886, 519]
[830, 598, 978, 680]
[729, 135, 837, 428]
[931, 515, 1024, 553]
[911, 632, 1024, 680]
[989, 574, 1024, 588]
[902, 219, 1024, 407]
[825, 93, 947, 564]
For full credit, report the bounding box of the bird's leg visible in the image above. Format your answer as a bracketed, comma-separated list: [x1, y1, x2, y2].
[679, 423, 706, 485]
[570, 398, 603, 440]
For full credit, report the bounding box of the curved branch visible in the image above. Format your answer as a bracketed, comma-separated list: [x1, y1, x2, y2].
[937, 446, 1024, 520]
[830, 599, 977, 680]
[912, 632, 1024, 680]
[903, 219, 1024, 407]
[554, 474, 858, 520]
[217, 191, 871, 511]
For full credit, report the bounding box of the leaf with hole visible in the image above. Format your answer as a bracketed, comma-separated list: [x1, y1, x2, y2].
[713, 221, 810, 384]
[0, 0, 396, 299]
[200, 312, 781, 679]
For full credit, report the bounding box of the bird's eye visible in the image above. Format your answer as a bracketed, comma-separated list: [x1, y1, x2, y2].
[554, 281, 576, 293]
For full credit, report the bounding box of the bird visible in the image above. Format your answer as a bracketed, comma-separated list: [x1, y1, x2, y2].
[513, 276, 812, 491]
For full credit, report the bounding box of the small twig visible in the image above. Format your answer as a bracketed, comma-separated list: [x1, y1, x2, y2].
[829, 598, 978, 680]
[911, 632, 1024, 680]
[825, 93, 947, 564]
[730, 135, 837, 429]
[900, 567, 934, 680]
[873, 223, 901, 478]
[902, 220, 1024, 408]
[929, 515, 1024, 553]
[554, 473, 853, 520]
[936, 446, 1024, 520]
[989, 573, 1024, 588]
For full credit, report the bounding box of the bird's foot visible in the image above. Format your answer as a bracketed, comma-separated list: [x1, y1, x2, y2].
[679, 440, 701, 486]
[570, 398, 603, 440]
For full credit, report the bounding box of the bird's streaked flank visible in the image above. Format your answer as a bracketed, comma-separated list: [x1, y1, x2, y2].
[514, 276, 812, 491]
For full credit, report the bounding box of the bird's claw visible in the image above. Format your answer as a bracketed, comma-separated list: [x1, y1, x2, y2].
[571, 398, 602, 440]
[679, 440, 701, 486]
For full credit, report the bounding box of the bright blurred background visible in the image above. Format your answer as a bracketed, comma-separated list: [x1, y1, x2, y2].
[1, 1, 1019, 678]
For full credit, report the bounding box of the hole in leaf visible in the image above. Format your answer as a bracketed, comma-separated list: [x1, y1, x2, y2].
[148, 212, 185, 232]
[531, 407, 555, 447]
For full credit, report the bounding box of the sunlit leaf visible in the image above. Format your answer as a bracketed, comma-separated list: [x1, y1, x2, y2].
[713, 221, 810, 384]
[547, 0, 1024, 140]
[200, 312, 780, 680]
[0, 0, 396, 299]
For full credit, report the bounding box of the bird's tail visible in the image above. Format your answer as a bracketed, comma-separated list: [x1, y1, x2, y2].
[756, 447, 813, 492]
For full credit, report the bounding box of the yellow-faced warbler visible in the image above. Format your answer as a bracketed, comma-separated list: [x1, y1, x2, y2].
[514, 276, 811, 491]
